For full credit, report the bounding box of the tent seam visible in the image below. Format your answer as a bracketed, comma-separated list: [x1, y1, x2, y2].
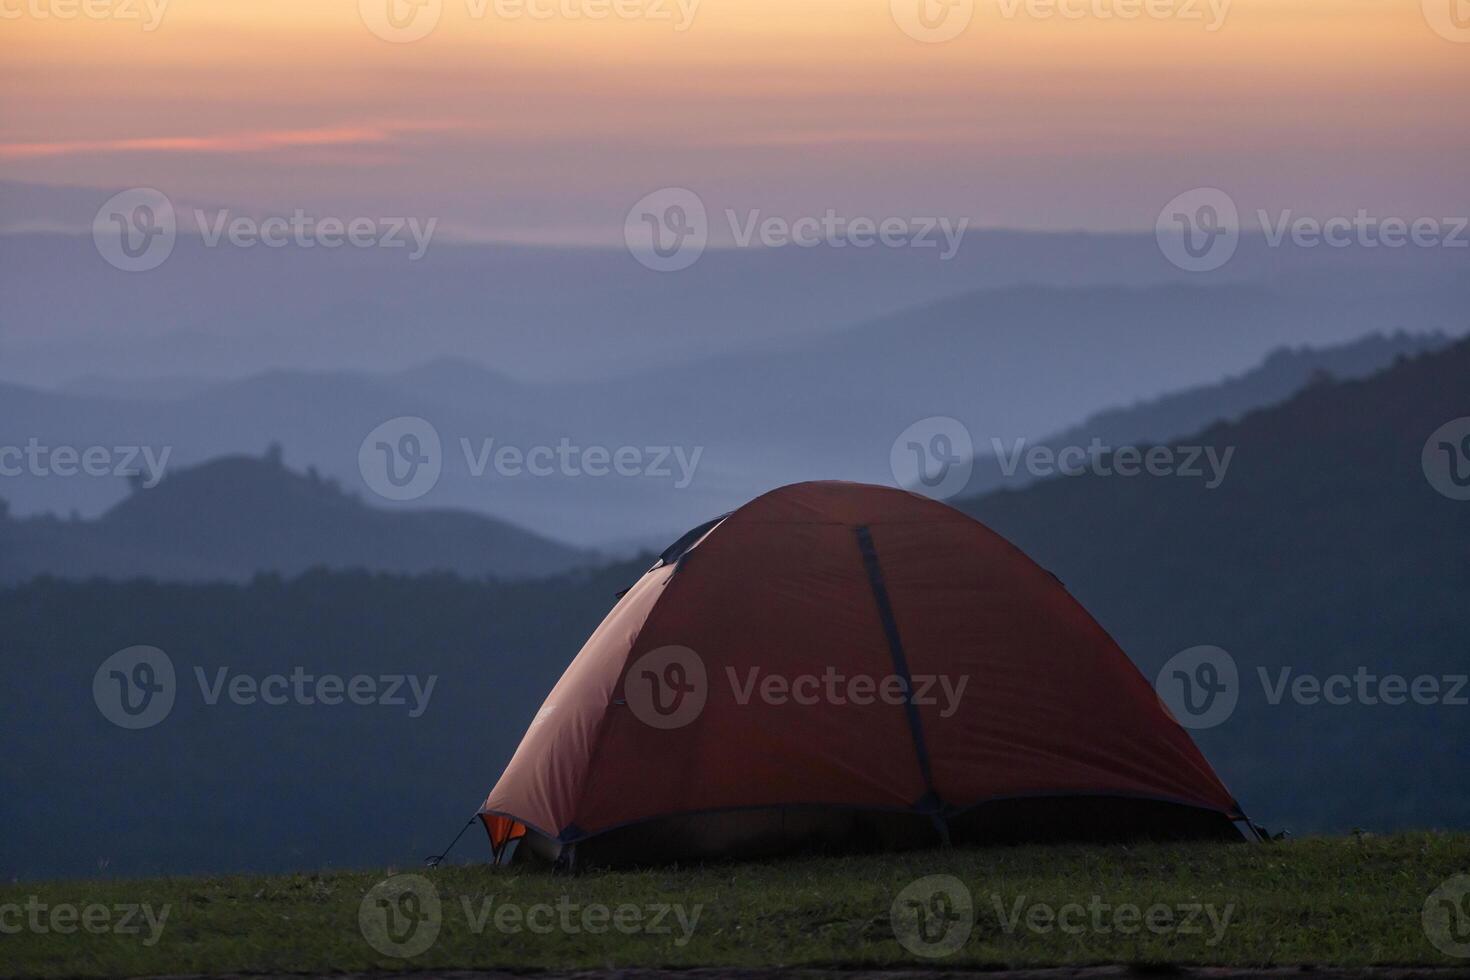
[558, 518, 732, 838]
[854, 524, 946, 828]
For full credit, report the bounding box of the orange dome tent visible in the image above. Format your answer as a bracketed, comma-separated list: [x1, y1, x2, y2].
[478, 481, 1248, 867]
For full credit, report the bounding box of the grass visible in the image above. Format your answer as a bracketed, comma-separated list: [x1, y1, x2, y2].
[2, 832, 1468, 977]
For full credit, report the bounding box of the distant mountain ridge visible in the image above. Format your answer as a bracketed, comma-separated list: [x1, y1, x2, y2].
[1, 323, 1463, 546]
[4, 177, 1468, 394]
[0, 452, 592, 584]
[957, 330, 1451, 495]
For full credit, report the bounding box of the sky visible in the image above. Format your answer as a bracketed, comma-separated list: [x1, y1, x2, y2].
[2, 0, 1467, 241]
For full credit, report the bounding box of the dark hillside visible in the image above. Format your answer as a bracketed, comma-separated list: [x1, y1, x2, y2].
[0, 561, 646, 880]
[958, 330, 1450, 495]
[0, 452, 591, 583]
[959, 339, 1470, 831]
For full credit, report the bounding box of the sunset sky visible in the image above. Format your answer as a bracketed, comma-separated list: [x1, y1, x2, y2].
[2, 0, 1466, 241]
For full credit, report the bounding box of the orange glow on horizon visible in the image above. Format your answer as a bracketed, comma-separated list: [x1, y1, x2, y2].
[2, 0, 1464, 233]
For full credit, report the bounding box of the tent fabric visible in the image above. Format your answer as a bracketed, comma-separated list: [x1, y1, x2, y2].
[479, 481, 1243, 856]
[483, 814, 526, 861]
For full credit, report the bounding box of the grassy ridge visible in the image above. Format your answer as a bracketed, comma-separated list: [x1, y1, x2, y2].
[2, 833, 1468, 977]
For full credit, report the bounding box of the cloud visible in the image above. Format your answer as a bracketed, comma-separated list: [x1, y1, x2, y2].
[0, 125, 394, 161]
